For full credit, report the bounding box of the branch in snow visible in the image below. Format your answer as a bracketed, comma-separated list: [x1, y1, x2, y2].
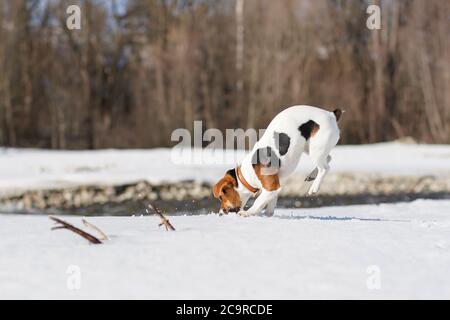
[147, 202, 176, 231]
[49, 216, 102, 244]
[82, 218, 110, 240]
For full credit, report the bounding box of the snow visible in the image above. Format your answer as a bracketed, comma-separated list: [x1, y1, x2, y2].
[1, 142, 449, 298]
[1, 199, 450, 299]
[1, 142, 449, 196]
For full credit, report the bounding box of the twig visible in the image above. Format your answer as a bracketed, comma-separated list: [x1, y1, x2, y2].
[49, 216, 102, 244]
[82, 218, 110, 240]
[147, 202, 176, 231]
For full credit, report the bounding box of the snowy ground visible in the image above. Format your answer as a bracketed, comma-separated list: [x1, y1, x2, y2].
[1, 199, 450, 299]
[1, 142, 449, 196]
[1, 143, 449, 299]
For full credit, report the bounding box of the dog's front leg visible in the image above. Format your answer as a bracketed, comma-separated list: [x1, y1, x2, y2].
[264, 195, 278, 217]
[240, 194, 251, 210]
[239, 190, 279, 217]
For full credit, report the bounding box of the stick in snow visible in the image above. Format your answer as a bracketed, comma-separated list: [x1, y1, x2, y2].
[82, 219, 110, 240]
[49, 216, 102, 244]
[147, 202, 176, 231]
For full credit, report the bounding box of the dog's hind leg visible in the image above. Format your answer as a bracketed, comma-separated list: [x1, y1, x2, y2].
[305, 155, 331, 182]
[306, 136, 334, 195]
[304, 119, 338, 194]
[307, 155, 329, 195]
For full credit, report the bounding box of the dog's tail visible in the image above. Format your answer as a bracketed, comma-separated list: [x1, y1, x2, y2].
[332, 108, 344, 122]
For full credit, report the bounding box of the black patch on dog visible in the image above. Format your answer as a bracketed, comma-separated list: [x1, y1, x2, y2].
[251, 147, 281, 169]
[273, 132, 290, 156]
[226, 168, 237, 181]
[333, 109, 342, 121]
[299, 120, 319, 140]
[305, 168, 318, 182]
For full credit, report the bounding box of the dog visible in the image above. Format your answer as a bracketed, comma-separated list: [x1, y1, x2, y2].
[212, 105, 342, 217]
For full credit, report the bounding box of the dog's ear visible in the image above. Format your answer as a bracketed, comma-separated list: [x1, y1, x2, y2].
[213, 178, 228, 198]
[212, 173, 237, 198]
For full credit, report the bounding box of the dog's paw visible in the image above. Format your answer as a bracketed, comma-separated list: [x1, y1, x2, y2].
[264, 210, 275, 217]
[307, 186, 319, 196]
[238, 210, 253, 218]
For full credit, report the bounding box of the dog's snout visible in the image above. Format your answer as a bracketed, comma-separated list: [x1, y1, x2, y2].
[219, 206, 240, 214]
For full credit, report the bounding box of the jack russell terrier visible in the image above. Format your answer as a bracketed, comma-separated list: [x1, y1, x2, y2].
[213, 105, 342, 217]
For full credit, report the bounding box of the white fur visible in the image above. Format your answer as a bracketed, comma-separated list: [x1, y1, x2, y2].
[237, 105, 340, 217]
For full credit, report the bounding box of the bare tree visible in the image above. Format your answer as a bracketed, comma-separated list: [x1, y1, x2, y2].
[0, 0, 448, 149]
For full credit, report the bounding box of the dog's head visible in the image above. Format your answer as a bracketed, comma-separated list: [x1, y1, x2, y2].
[212, 169, 241, 214]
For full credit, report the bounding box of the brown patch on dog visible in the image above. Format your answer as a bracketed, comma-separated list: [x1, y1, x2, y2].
[311, 123, 320, 137]
[212, 172, 241, 213]
[253, 164, 280, 191]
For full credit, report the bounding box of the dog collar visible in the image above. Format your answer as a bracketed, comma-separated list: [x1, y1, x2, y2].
[236, 166, 259, 194]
